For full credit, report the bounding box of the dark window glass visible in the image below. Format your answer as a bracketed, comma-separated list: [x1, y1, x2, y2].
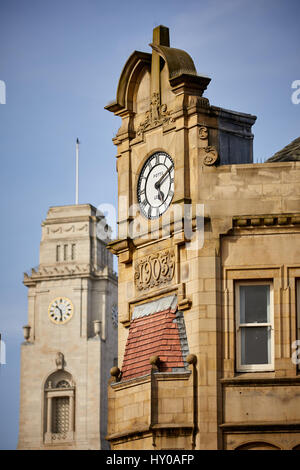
[240, 285, 269, 324]
[241, 326, 269, 364]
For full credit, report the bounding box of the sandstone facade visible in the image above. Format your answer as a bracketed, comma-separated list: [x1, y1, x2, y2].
[106, 26, 300, 450]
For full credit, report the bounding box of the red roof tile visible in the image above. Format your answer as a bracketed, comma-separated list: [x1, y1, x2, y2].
[121, 307, 186, 381]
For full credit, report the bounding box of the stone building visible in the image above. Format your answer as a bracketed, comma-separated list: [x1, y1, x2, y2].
[18, 204, 118, 449]
[105, 25, 300, 450]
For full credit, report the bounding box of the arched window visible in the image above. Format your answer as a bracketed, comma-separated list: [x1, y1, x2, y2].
[235, 441, 280, 450]
[44, 370, 75, 445]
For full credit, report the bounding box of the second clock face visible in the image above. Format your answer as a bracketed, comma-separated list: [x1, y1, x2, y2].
[137, 152, 174, 219]
[48, 297, 74, 325]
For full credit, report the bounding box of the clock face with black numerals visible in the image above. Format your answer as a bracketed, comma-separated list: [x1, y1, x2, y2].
[137, 152, 174, 219]
[48, 297, 74, 325]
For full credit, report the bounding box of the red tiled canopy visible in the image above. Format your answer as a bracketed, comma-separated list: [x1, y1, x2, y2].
[121, 296, 187, 381]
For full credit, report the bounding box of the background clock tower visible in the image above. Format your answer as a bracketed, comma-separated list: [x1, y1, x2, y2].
[18, 204, 118, 450]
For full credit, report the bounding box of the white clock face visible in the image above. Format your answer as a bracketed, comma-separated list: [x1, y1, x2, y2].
[111, 305, 118, 328]
[48, 297, 74, 325]
[137, 152, 174, 219]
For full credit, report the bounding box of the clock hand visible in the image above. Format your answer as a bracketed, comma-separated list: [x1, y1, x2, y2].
[155, 166, 172, 189]
[57, 306, 63, 321]
[157, 188, 164, 202]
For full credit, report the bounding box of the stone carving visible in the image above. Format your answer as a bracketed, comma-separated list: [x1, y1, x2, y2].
[51, 227, 62, 234]
[203, 146, 219, 166]
[137, 92, 174, 137]
[24, 263, 93, 281]
[199, 126, 208, 140]
[78, 224, 88, 231]
[55, 352, 64, 370]
[56, 380, 70, 389]
[47, 224, 87, 235]
[134, 249, 175, 291]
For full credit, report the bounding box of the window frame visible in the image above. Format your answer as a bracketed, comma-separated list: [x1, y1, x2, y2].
[235, 281, 274, 372]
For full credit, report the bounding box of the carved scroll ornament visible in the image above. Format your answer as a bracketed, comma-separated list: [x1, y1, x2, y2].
[198, 125, 219, 166]
[134, 249, 175, 291]
[203, 146, 219, 166]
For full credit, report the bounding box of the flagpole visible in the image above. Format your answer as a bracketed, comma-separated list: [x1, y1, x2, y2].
[76, 138, 80, 205]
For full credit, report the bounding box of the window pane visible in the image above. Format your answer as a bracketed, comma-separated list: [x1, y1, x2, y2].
[240, 285, 270, 323]
[241, 326, 270, 365]
[52, 397, 69, 433]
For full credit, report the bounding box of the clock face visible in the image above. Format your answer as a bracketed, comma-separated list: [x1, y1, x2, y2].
[48, 297, 74, 325]
[111, 305, 118, 328]
[137, 152, 174, 219]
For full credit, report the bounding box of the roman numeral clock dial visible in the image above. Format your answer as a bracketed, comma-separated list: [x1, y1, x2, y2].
[48, 297, 74, 325]
[137, 152, 174, 219]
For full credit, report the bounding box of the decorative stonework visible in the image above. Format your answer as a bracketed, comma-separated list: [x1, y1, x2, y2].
[203, 146, 219, 166]
[23, 263, 112, 284]
[234, 214, 300, 228]
[55, 352, 64, 370]
[198, 125, 219, 166]
[137, 92, 174, 137]
[134, 249, 175, 291]
[199, 126, 208, 140]
[45, 223, 89, 237]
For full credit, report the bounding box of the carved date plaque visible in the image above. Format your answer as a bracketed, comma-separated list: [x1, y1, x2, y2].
[134, 249, 175, 291]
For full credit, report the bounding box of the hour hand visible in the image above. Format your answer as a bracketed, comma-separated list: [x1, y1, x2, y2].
[155, 166, 172, 189]
[157, 188, 164, 202]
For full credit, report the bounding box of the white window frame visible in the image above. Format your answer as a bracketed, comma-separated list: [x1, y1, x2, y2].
[235, 281, 274, 372]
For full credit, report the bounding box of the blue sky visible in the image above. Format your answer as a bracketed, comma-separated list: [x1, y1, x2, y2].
[0, 0, 299, 449]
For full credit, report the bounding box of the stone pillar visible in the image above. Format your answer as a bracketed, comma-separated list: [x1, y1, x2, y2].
[47, 397, 52, 433]
[69, 395, 74, 432]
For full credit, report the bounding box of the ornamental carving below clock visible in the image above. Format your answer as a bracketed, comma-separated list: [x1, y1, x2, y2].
[134, 249, 175, 291]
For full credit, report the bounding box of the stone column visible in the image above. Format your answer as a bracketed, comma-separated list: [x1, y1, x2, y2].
[47, 396, 52, 433]
[69, 395, 74, 432]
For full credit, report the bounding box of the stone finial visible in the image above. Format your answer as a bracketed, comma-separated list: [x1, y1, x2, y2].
[149, 355, 160, 371]
[110, 366, 121, 382]
[150, 355, 160, 365]
[186, 354, 197, 365]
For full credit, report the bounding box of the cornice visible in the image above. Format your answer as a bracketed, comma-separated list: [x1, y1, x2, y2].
[23, 264, 117, 285]
[233, 213, 300, 230]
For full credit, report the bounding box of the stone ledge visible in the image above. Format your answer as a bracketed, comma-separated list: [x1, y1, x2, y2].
[233, 214, 300, 228]
[221, 376, 300, 387]
[107, 423, 194, 442]
[220, 421, 300, 433]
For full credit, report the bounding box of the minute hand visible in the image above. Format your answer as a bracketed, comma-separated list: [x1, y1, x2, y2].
[155, 166, 172, 189]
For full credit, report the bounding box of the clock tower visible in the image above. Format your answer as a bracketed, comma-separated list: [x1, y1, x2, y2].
[18, 204, 118, 449]
[105, 25, 256, 450]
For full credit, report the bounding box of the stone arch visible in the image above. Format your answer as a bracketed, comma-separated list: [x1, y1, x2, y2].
[235, 441, 281, 450]
[105, 51, 151, 114]
[43, 370, 76, 445]
[44, 369, 75, 390]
